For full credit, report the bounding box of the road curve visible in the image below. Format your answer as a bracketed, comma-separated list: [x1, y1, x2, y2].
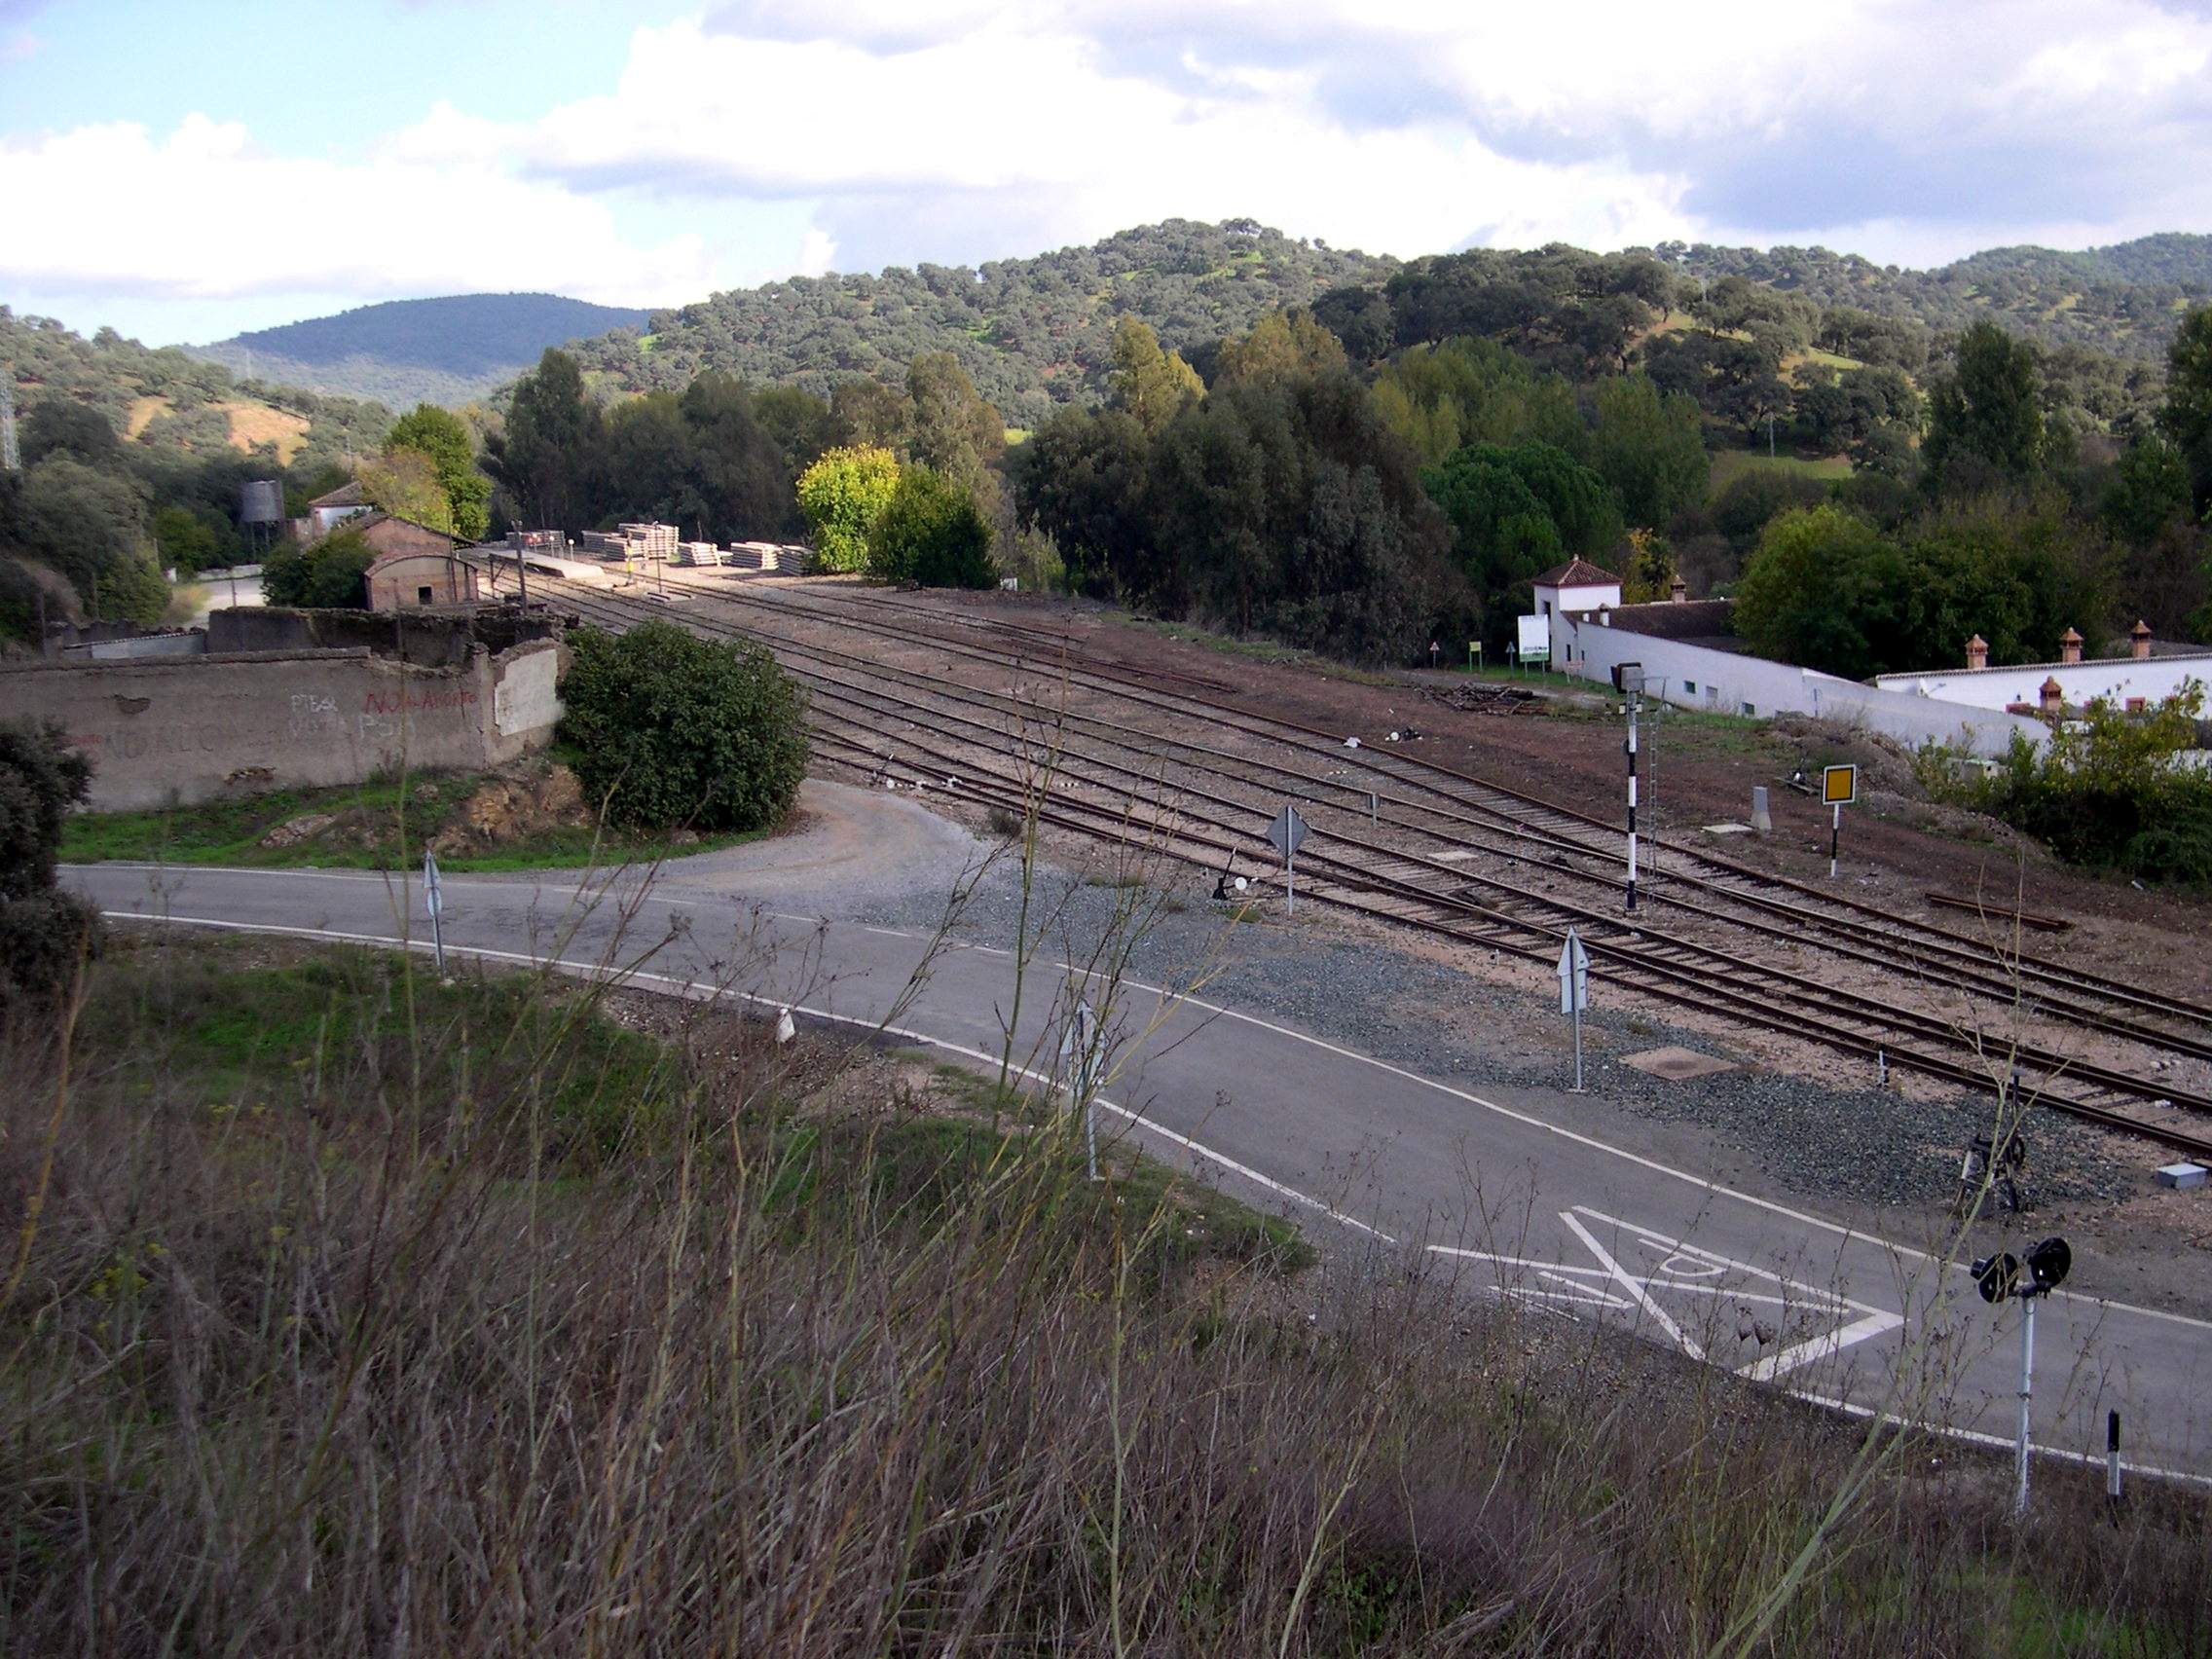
[67, 851, 2212, 1483]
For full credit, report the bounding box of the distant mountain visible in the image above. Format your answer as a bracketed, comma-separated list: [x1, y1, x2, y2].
[567, 219, 1394, 429]
[189, 293, 652, 407]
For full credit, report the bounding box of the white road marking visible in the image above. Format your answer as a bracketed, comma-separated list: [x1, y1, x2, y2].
[1431, 1205, 1905, 1382]
[1561, 1210, 1705, 1360]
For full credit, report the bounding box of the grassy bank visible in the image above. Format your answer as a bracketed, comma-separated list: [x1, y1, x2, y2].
[0, 930, 2203, 1654]
[57, 766, 769, 872]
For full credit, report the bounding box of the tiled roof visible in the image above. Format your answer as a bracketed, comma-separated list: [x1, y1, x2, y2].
[1531, 558, 1620, 587]
[1601, 599, 1736, 642]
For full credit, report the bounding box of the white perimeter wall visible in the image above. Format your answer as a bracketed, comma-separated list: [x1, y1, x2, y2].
[1557, 614, 2048, 757]
[1874, 655, 2212, 712]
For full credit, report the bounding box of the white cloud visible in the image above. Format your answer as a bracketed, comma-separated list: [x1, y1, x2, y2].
[498, 4, 2212, 274]
[0, 110, 821, 338]
[9, 0, 2212, 342]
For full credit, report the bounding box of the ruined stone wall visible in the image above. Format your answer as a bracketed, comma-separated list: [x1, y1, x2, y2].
[1, 641, 563, 810]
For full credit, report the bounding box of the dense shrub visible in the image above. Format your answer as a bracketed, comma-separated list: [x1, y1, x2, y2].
[1928, 685, 2212, 884]
[795, 445, 901, 572]
[262, 529, 374, 608]
[0, 718, 101, 1002]
[558, 621, 808, 832]
[866, 466, 995, 587]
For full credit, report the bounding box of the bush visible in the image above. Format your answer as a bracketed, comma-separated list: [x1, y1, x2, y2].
[262, 530, 373, 608]
[1929, 685, 2212, 884]
[0, 889, 103, 1006]
[558, 620, 808, 832]
[866, 465, 996, 588]
[795, 445, 901, 572]
[0, 718, 100, 1001]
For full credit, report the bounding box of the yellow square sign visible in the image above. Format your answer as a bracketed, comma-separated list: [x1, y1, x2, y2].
[1823, 764, 1858, 805]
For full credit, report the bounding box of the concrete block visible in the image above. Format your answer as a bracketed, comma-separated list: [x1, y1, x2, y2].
[2155, 1162, 2207, 1191]
[1750, 785, 1772, 833]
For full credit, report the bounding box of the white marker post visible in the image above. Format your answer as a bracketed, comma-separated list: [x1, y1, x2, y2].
[1060, 999, 1100, 1181]
[423, 847, 446, 978]
[1557, 928, 1590, 1093]
[1615, 664, 1645, 913]
[1266, 803, 1309, 917]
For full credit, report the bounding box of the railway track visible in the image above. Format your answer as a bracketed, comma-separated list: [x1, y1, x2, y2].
[540, 574, 2212, 1161]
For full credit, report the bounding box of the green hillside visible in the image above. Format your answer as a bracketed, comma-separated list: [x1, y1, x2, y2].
[190, 293, 651, 408]
[5, 307, 389, 475]
[556, 221, 2207, 430]
[569, 219, 1393, 429]
[1648, 233, 2212, 360]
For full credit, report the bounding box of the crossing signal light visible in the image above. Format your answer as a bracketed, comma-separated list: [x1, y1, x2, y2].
[1972, 1252, 2019, 1305]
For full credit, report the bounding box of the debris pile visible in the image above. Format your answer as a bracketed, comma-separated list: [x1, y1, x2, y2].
[1421, 682, 1541, 715]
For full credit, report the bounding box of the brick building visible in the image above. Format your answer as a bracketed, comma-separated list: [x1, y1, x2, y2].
[359, 512, 478, 610]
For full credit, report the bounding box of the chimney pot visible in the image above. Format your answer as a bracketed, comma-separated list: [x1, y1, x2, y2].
[1966, 633, 1989, 671]
[2060, 627, 2083, 665]
[1670, 575, 1688, 604]
[2131, 619, 2153, 661]
[2039, 676, 2065, 714]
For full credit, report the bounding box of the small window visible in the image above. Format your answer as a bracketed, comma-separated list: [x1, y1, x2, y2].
[1741, 702, 1755, 718]
[1683, 680, 1697, 694]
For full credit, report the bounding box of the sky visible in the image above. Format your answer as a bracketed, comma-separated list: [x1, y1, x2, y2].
[2, 0, 2209, 347]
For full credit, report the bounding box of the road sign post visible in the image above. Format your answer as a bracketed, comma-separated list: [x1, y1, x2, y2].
[1823, 765, 1858, 879]
[1266, 803, 1309, 917]
[1060, 999, 1100, 1181]
[1557, 928, 1590, 1093]
[423, 848, 446, 977]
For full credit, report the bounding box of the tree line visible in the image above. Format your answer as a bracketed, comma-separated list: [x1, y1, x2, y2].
[1728, 313, 2212, 676]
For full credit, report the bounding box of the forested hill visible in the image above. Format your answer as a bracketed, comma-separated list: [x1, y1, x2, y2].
[569, 220, 1393, 429]
[4, 306, 390, 477]
[190, 293, 651, 408]
[1648, 234, 2212, 360]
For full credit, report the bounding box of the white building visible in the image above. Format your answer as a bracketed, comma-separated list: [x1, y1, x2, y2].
[1529, 559, 1622, 632]
[302, 481, 373, 539]
[1873, 623, 2212, 714]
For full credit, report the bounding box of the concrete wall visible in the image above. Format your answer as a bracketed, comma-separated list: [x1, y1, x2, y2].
[1, 640, 563, 810]
[206, 607, 556, 667]
[1874, 654, 2212, 712]
[60, 632, 206, 661]
[1558, 613, 2048, 757]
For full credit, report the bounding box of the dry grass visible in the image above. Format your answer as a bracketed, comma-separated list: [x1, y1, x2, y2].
[0, 930, 2205, 1655]
[122, 395, 171, 440]
[217, 398, 310, 463]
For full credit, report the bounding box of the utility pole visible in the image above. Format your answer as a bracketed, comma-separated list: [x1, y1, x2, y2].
[0, 378, 18, 473]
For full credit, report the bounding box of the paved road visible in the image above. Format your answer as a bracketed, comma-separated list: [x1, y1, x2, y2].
[71, 856, 2212, 1483]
